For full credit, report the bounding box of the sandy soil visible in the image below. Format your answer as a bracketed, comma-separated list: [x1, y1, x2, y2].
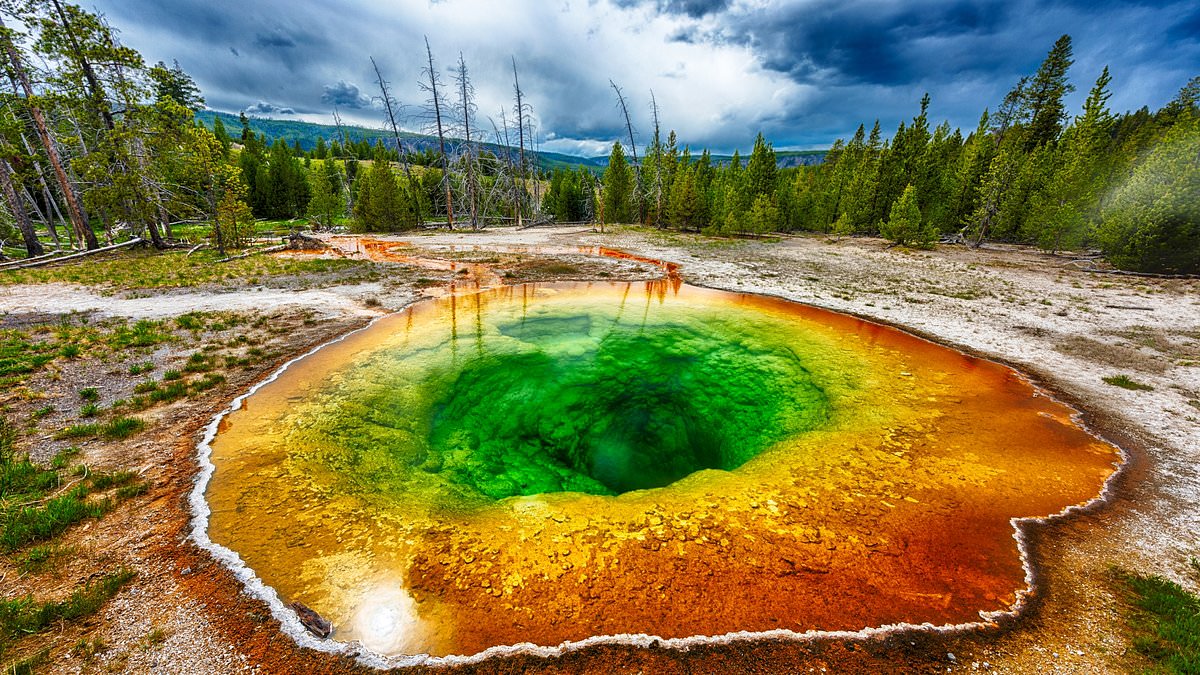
[2, 226, 1197, 674]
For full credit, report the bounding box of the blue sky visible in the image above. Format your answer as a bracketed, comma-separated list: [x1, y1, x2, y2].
[90, 0, 1199, 156]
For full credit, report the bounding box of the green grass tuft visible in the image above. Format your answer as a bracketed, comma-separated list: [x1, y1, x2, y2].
[100, 416, 144, 440]
[1103, 374, 1155, 391]
[0, 569, 135, 650]
[1120, 569, 1200, 673]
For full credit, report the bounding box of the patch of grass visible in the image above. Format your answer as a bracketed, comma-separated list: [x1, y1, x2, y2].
[59, 342, 81, 358]
[142, 626, 170, 648]
[71, 637, 107, 661]
[30, 406, 53, 420]
[89, 470, 137, 491]
[54, 423, 98, 440]
[175, 313, 204, 330]
[0, 569, 135, 650]
[132, 379, 158, 394]
[1118, 568, 1200, 672]
[79, 403, 99, 418]
[4, 647, 51, 674]
[109, 320, 172, 350]
[189, 373, 226, 393]
[161, 369, 182, 381]
[78, 387, 99, 402]
[148, 381, 187, 404]
[0, 484, 110, 552]
[0, 248, 372, 291]
[49, 447, 80, 471]
[16, 544, 76, 574]
[100, 416, 144, 440]
[183, 352, 214, 373]
[1103, 374, 1155, 391]
[128, 361, 155, 375]
[115, 482, 149, 500]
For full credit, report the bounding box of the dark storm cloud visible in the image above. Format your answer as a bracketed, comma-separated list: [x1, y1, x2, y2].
[253, 29, 297, 49]
[614, 0, 731, 18]
[87, 0, 1200, 152]
[321, 81, 372, 109]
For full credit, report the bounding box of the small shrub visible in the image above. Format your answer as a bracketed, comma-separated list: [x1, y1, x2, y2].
[59, 343, 81, 359]
[79, 387, 99, 402]
[79, 403, 99, 418]
[128, 361, 155, 375]
[133, 379, 159, 394]
[162, 369, 182, 381]
[175, 314, 204, 330]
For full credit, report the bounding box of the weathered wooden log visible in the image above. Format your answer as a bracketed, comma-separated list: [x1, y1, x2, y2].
[0, 238, 143, 270]
[289, 601, 332, 639]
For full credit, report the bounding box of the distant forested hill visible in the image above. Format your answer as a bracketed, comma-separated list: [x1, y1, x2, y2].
[194, 110, 822, 172]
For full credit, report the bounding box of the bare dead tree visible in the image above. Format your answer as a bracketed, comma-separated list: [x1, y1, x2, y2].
[494, 110, 519, 225]
[331, 107, 354, 215]
[420, 37, 453, 229]
[609, 79, 642, 220]
[649, 90, 664, 227]
[0, 15, 97, 248]
[454, 52, 479, 229]
[512, 57, 529, 226]
[370, 56, 420, 224]
[0, 158, 43, 256]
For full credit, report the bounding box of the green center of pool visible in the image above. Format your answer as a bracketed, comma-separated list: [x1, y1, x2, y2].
[427, 320, 829, 498]
[305, 293, 833, 503]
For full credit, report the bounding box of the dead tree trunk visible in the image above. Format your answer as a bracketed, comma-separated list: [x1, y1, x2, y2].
[610, 80, 642, 221]
[370, 56, 420, 225]
[331, 107, 354, 215]
[650, 90, 664, 227]
[422, 38, 454, 229]
[512, 58, 527, 227]
[0, 159, 43, 256]
[0, 16, 97, 249]
[455, 53, 478, 230]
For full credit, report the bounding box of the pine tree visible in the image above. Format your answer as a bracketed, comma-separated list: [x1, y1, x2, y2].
[307, 162, 343, 229]
[602, 142, 635, 224]
[668, 164, 701, 230]
[744, 132, 777, 201]
[1097, 111, 1199, 273]
[1028, 67, 1116, 252]
[1024, 35, 1075, 150]
[881, 184, 935, 247]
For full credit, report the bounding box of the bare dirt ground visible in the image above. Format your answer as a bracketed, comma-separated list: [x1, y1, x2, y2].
[2, 226, 1197, 674]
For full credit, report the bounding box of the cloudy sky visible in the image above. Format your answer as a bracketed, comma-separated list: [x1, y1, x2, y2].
[90, 0, 1198, 156]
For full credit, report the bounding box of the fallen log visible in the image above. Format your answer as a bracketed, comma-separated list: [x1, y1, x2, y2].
[0, 248, 67, 270]
[215, 244, 287, 263]
[0, 238, 143, 270]
[1078, 267, 1199, 280]
[289, 601, 332, 639]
